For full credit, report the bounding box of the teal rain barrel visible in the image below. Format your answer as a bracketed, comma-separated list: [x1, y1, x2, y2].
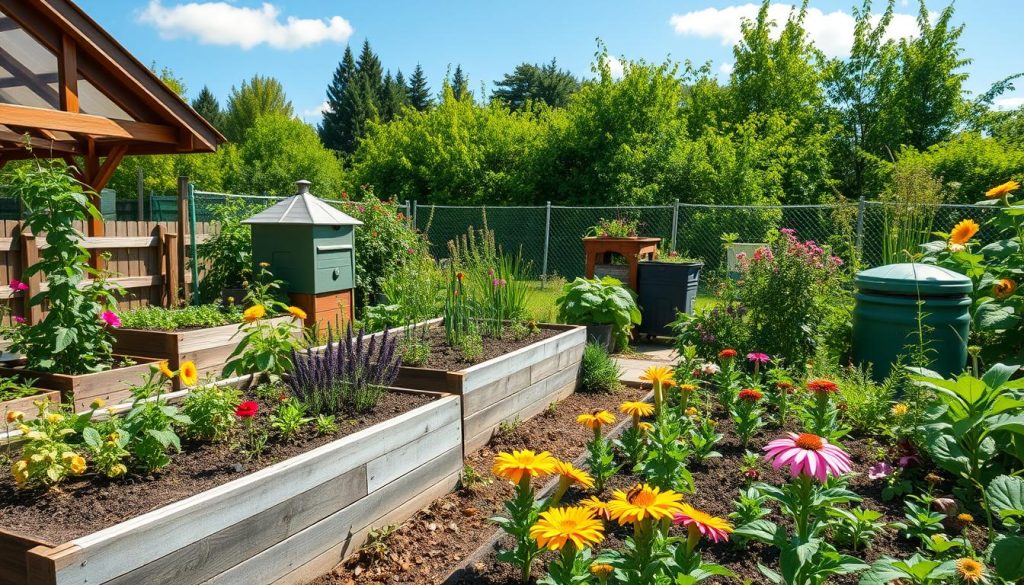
[852, 263, 972, 381]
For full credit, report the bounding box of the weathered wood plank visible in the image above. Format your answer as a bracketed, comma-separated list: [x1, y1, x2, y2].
[365, 418, 461, 492]
[461, 366, 530, 415]
[459, 326, 584, 394]
[43, 396, 458, 585]
[206, 445, 463, 585]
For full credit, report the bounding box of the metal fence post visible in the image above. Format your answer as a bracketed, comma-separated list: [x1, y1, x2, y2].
[404, 199, 411, 226]
[187, 183, 200, 304]
[412, 200, 418, 229]
[542, 201, 552, 286]
[855, 196, 867, 256]
[670, 199, 679, 252]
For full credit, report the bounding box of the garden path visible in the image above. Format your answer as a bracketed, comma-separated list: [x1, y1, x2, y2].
[614, 342, 676, 386]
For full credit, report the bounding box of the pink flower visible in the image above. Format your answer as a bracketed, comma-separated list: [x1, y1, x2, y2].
[763, 432, 852, 483]
[746, 352, 770, 364]
[868, 462, 893, 480]
[735, 252, 747, 262]
[898, 455, 919, 469]
[12, 316, 25, 324]
[100, 311, 121, 328]
[673, 505, 732, 544]
[9, 279, 28, 292]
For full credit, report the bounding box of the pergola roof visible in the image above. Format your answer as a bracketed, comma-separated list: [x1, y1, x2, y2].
[0, 0, 224, 169]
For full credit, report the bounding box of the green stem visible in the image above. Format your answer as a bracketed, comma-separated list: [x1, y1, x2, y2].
[796, 474, 813, 543]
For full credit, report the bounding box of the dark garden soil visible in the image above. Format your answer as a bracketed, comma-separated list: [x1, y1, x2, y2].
[308, 386, 649, 585]
[313, 398, 986, 585]
[0, 390, 434, 545]
[411, 326, 561, 372]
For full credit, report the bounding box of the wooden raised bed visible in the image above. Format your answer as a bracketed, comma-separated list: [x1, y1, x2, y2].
[111, 316, 297, 389]
[394, 323, 587, 452]
[0, 358, 159, 412]
[1, 392, 462, 585]
[0, 389, 61, 423]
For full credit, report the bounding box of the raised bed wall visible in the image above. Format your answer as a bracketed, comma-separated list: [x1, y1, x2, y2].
[3, 393, 462, 585]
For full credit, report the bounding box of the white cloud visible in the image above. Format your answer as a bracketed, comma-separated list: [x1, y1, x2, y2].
[719, 62, 734, 75]
[604, 55, 625, 79]
[995, 97, 1024, 111]
[669, 3, 924, 58]
[301, 100, 331, 121]
[138, 1, 353, 50]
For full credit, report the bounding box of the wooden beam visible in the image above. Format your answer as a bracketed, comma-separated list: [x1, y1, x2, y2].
[0, 130, 81, 155]
[0, 104, 178, 143]
[91, 144, 126, 192]
[58, 33, 78, 113]
[0, 45, 58, 108]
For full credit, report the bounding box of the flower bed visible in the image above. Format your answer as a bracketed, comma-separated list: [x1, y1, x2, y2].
[0, 380, 60, 424]
[0, 389, 461, 585]
[388, 321, 586, 452]
[111, 316, 297, 389]
[0, 358, 159, 412]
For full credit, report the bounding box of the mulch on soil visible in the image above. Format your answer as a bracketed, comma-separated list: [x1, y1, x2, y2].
[408, 327, 561, 372]
[0, 390, 434, 545]
[308, 386, 648, 585]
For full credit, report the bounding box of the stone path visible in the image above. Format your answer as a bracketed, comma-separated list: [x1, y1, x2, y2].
[613, 342, 676, 387]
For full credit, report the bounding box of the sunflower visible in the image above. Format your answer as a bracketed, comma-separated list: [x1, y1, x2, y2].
[553, 460, 594, 490]
[955, 558, 985, 583]
[158, 361, 175, 379]
[179, 360, 199, 386]
[287, 306, 308, 321]
[529, 506, 604, 551]
[492, 449, 558, 485]
[619, 401, 654, 418]
[985, 180, 1020, 199]
[891, 403, 909, 416]
[577, 410, 615, 431]
[606, 483, 685, 525]
[242, 304, 267, 323]
[949, 219, 980, 245]
[993, 278, 1016, 300]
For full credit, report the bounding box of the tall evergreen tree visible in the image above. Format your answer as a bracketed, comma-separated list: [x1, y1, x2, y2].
[319, 45, 357, 152]
[223, 75, 293, 143]
[381, 70, 409, 121]
[191, 86, 224, 131]
[356, 40, 384, 102]
[492, 59, 578, 111]
[450, 65, 470, 101]
[407, 64, 432, 111]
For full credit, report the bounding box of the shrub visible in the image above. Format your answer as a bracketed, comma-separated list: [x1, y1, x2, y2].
[286, 326, 402, 415]
[196, 198, 264, 301]
[555, 276, 640, 349]
[670, 301, 751, 361]
[579, 342, 621, 393]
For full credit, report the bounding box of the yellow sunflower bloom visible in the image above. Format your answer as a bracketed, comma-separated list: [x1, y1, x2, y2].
[158, 361, 175, 379]
[577, 410, 615, 431]
[529, 506, 604, 551]
[955, 558, 985, 583]
[492, 449, 558, 485]
[985, 180, 1020, 199]
[619, 401, 654, 418]
[606, 483, 685, 525]
[242, 304, 267, 323]
[287, 306, 308, 321]
[949, 219, 979, 245]
[179, 360, 199, 386]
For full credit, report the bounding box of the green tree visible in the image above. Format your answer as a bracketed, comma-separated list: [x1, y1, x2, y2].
[227, 114, 344, 197]
[492, 59, 579, 111]
[407, 63, 432, 111]
[319, 45, 357, 152]
[223, 75, 294, 143]
[381, 70, 409, 121]
[450, 65, 470, 101]
[191, 85, 224, 132]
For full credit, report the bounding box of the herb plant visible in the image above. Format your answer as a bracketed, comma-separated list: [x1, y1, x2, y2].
[579, 342, 621, 393]
[555, 276, 641, 349]
[181, 385, 241, 441]
[119, 304, 242, 332]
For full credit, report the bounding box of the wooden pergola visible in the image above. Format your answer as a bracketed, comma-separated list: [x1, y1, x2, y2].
[0, 0, 224, 236]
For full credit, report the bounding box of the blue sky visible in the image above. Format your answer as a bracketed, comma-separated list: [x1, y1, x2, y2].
[77, 1, 1024, 123]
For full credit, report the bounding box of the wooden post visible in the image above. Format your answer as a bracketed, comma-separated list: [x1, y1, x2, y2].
[176, 176, 188, 301]
[19, 230, 42, 325]
[165, 232, 180, 307]
[155, 224, 167, 306]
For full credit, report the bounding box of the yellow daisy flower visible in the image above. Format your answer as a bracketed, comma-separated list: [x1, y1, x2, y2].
[287, 306, 308, 321]
[985, 180, 1020, 198]
[492, 449, 558, 485]
[529, 506, 604, 551]
[242, 304, 266, 323]
[179, 360, 199, 386]
[606, 483, 685, 525]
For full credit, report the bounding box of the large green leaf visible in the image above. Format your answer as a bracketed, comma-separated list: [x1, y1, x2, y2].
[986, 475, 1024, 522]
[992, 536, 1024, 580]
[975, 303, 1020, 332]
[981, 239, 1021, 259]
[983, 363, 1020, 391]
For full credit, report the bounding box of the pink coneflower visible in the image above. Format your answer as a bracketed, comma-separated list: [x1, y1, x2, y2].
[868, 462, 893, 480]
[673, 503, 733, 544]
[9, 279, 27, 291]
[100, 310, 121, 328]
[12, 316, 25, 324]
[746, 352, 770, 364]
[763, 432, 852, 483]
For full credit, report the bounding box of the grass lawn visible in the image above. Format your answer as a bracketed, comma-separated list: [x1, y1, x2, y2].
[523, 279, 720, 322]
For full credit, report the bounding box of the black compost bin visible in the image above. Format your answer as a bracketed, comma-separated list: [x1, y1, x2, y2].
[636, 261, 703, 338]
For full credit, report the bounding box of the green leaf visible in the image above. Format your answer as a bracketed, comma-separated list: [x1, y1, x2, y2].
[993, 536, 1024, 580]
[733, 519, 779, 544]
[981, 239, 1021, 259]
[975, 303, 1020, 331]
[82, 426, 101, 448]
[987, 475, 1024, 522]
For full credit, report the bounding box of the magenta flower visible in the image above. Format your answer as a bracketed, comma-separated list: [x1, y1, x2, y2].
[12, 316, 25, 324]
[898, 455, 919, 469]
[9, 279, 28, 292]
[868, 462, 893, 480]
[763, 432, 852, 483]
[100, 311, 121, 328]
[746, 352, 770, 364]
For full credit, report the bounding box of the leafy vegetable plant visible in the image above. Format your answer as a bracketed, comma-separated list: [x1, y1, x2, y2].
[555, 276, 640, 349]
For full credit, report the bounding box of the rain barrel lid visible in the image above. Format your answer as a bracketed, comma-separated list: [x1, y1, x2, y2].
[854, 263, 972, 295]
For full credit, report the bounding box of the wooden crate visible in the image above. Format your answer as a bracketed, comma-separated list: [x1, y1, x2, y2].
[391, 323, 587, 453]
[2, 392, 462, 585]
[0, 390, 61, 424]
[111, 316, 298, 389]
[0, 358, 160, 412]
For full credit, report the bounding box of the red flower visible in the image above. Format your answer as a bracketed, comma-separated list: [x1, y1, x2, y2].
[235, 401, 259, 418]
[775, 381, 795, 393]
[738, 389, 763, 402]
[806, 379, 839, 395]
[718, 348, 737, 359]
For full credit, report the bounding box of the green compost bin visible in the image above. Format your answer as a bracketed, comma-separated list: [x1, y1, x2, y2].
[852, 263, 972, 381]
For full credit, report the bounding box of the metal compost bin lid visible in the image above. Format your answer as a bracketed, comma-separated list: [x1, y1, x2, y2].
[854, 263, 972, 296]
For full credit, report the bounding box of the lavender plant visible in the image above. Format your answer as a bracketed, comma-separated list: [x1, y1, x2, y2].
[286, 325, 401, 415]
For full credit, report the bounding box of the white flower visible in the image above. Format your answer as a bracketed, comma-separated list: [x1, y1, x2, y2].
[947, 243, 966, 253]
[701, 363, 721, 376]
